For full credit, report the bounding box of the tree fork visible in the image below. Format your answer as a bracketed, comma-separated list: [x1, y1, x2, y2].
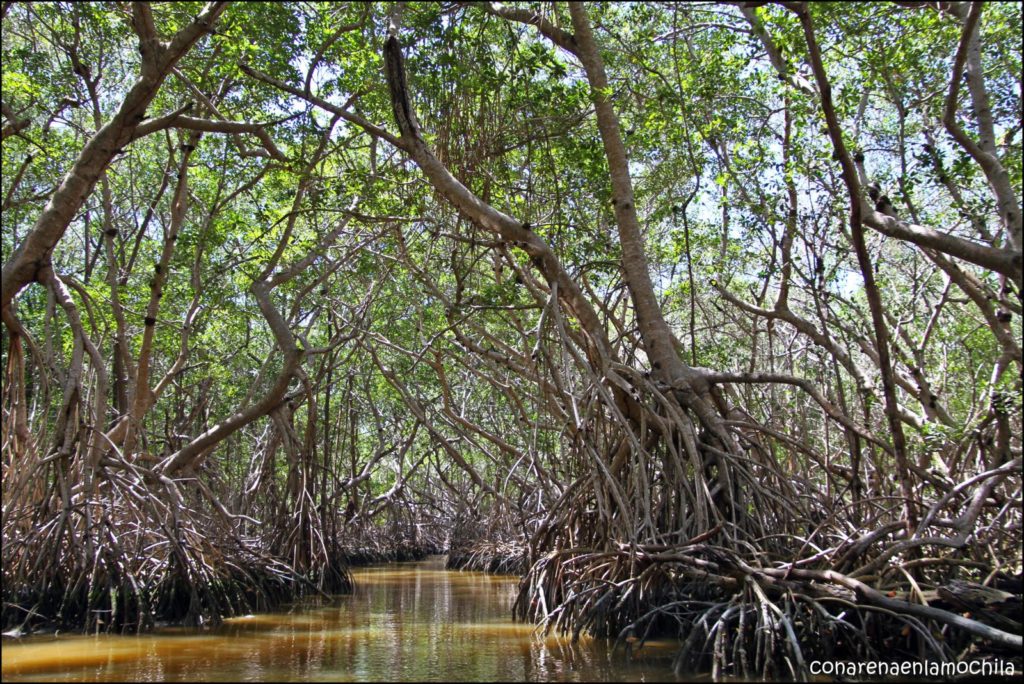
[567, 2, 739, 458]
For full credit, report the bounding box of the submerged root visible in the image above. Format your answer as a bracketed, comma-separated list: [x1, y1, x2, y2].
[511, 410, 1022, 680]
[2, 462, 348, 633]
[338, 514, 442, 567]
[514, 543, 735, 641]
[3, 515, 299, 632]
[341, 541, 431, 567]
[446, 539, 529, 575]
[516, 542, 1022, 679]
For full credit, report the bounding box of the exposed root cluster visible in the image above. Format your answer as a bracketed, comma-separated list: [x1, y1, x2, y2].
[338, 507, 444, 567]
[2, 458, 348, 633]
[511, 455, 1022, 679]
[446, 539, 529, 575]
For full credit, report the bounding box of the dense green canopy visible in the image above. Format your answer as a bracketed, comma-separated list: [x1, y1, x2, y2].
[2, 1, 1021, 675]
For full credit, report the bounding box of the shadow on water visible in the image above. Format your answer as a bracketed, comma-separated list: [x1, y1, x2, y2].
[1, 556, 689, 682]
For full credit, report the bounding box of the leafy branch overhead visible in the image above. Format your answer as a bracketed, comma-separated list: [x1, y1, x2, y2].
[1, 1, 1021, 673]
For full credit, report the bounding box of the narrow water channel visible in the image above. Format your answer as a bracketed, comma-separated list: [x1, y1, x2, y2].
[2, 556, 686, 681]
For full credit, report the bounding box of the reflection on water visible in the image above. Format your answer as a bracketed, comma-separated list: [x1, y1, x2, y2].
[2, 556, 684, 682]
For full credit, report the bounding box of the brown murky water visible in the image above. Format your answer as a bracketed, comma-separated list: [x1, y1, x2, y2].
[2, 556, 686, 681]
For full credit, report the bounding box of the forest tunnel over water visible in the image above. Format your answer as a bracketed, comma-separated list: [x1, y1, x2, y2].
[2, 1, 1021, 681]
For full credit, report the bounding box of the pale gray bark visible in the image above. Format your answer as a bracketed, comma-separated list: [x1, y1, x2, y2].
[1, 2, 228, 316]
[379, 35, 618, 375]
[944, 4, 1022, 254]
[791, 2, 917, 529]
[567, 3, 735, 449]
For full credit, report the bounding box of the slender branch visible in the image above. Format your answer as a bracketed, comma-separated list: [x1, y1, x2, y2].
[474, 2, 579, 54]
[942, 3, 1022, 253]
[790, 1, 917, 532]
[862, 210, 1021, 282]
[1, 1, 227, 314]
[700, 370, 890, 453]
[239, 63, 405, 149]
[748, 564, 1023, 650]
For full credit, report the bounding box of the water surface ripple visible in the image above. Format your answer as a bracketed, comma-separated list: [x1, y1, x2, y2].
[2, 556, 684, 682]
